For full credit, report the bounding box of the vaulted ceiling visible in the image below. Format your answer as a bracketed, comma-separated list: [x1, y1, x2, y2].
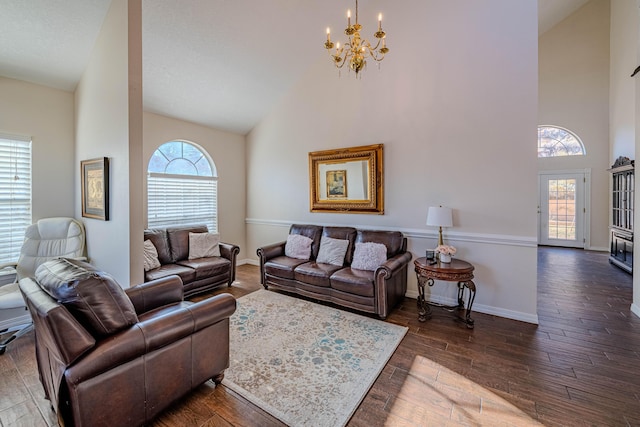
[0, 0, 590, 135]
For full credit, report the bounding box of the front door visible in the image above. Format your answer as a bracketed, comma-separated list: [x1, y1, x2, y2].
[538, 172, 586, 248]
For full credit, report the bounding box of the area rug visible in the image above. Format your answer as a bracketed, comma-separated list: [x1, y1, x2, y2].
[223, 289, 408, 427]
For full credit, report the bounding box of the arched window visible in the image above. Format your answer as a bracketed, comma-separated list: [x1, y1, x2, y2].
[147, 140, 217, 232]
[538, 126, 586, 158]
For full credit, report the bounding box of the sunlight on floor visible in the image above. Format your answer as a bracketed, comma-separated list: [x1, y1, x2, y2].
[385, 355, 542, 426]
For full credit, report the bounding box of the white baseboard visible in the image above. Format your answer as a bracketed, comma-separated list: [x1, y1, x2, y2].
[238, 258, 259, 266]
[404, 290, 538, 324]
[631, 303, 640, 319]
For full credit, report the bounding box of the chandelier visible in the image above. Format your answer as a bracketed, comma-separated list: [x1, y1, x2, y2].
[324, 0, 389, 76]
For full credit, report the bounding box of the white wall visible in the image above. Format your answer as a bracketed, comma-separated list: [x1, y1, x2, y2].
[610, 1, 638, 161]
[143, 112, 247, 259]
[610, 0, 640, 318]
[538, 0, 611, 251]
[0, 77, 75, 220]
[246, 0, 539, 323]
[75, 0, 143, 286]
[610, 1, 639, 318]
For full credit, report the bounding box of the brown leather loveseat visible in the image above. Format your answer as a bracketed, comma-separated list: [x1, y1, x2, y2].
[144, 224, 240, 297]
[19, 257, 236, 427]
[257, 224, 412, 319]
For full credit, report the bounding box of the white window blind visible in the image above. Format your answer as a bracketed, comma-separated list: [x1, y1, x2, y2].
[147, 173, 217, 232]
[0, 134, 32, 264]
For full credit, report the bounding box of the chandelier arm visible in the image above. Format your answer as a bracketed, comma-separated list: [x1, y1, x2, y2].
[361, 41, 382, 60]
[369, 52, 386, 62]
[332, 45, 352, 69]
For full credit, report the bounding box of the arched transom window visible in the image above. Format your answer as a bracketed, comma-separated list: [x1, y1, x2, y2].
[538, 126, 586, 158]
[147, 140, 218, 232]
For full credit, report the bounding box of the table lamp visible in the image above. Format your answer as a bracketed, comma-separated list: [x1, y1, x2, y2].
[426, 206, 453, 246]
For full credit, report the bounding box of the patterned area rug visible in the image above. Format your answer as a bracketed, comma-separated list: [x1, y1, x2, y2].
[223, 289, 408, 427]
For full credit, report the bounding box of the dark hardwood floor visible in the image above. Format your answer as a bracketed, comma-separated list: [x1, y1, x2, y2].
[1, 247, 639, 426]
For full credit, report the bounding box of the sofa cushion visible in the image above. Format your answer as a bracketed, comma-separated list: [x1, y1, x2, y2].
[264, 256, 308, 280]
[35, 258, 138, 338]
[316, 235, 349, 266]
[177, 257, 231, 280]
[329, 268, 375, 297]
[143, 239, 161, 272]
[351, 242, 387, 271]
[145, 263, 197, 284]
[285, 234, 313, 260]
[144, 228, 172, 265]
[294, 262, 343, 287]
[188, 232, 221, 259]
[167, 225, 208, 262]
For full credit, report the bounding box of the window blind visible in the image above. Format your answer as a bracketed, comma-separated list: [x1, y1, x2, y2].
[147, 173, 217, 232]
[0, 134, 32, 264]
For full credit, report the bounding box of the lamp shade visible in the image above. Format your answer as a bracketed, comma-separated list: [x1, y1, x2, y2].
[426, 206, 453, 227]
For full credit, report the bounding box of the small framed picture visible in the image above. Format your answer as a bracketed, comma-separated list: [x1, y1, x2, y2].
[326, 170, 347, 199]
[426, 250, 435, 260]
[81, 157, 109, 221]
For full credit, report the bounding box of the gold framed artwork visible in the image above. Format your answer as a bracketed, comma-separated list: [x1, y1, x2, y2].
[81, 157, 109, 221]
[309, 144, 384, 214]
[326, 170, 347, 198]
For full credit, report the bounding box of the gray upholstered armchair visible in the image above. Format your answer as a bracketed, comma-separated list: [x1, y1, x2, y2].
[0, 217, 85, 354]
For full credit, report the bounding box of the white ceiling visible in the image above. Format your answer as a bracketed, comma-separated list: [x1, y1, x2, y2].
[0, 0, 590, 135]
[538, 0, 590, 34]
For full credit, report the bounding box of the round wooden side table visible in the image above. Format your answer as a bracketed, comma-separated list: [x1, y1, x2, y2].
[414, 257, 476, 328]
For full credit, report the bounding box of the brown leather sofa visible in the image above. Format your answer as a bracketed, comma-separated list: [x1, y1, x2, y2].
[257, 224, 412, 319]
[144, 224, 240, 297]
[19, 257, 236, 427]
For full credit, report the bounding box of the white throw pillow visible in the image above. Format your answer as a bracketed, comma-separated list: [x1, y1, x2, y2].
[188, 232, 221, 259]
[143, 239, 161, 272]
[284, 234, 313, 260]
[316, 236, 349, 266]
[351, 242, 388, 271]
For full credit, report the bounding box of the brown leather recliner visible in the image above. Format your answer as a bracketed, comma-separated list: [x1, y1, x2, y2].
[19, 257, 236, 427]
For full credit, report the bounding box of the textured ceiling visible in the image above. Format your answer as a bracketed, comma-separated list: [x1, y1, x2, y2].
[0, 0, 589, 135]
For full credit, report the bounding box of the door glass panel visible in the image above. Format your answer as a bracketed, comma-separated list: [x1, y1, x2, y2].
[547, 178, 576, 241]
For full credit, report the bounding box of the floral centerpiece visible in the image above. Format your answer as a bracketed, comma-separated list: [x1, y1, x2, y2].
[436, 245, 456, 263]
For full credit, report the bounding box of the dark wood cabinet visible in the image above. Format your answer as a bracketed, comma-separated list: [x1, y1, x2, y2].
[609, 156, 634, 273]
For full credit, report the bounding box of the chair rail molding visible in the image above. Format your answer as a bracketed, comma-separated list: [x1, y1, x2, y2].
[245, 218, 538, 248]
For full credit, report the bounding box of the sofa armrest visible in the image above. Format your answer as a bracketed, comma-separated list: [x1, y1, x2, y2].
[219, 242, 240, 284]
[375, 252, 413, 279]
[257, 241, 285, 262]
[137, 293, 236, 352]
[219, 242, 239, 260]
[374, 251, 413, 319]
[66, 293, 236, 384]
[186, 292, 236, 330]
[126, 275, 184, 314]
[256, 241, 286, 285]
